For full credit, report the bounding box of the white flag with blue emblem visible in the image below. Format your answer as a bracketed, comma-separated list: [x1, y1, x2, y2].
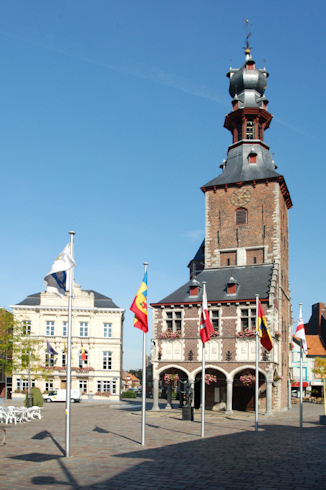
[44, 243, 76, 298]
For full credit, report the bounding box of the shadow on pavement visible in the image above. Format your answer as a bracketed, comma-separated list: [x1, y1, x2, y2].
[31, 458, 80, 488]
[82, 423, 326, 489]
[10, 452, 61, 462]
[32, 429, 65, 455]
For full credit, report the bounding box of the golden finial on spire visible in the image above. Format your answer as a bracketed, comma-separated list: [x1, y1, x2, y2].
[243, 19, 252, 55]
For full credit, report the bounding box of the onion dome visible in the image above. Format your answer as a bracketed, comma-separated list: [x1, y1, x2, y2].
[227, 52, 269, 108]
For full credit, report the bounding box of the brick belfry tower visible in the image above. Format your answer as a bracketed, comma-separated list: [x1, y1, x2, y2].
[151, 44, 292, 414]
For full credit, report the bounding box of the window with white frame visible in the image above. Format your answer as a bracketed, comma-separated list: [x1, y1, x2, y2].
[46, 321, 55, 336]
[62, 322, 68, 337]
[79, 350, 88, 367]
[97, 380, 115, 393]
[102, 351, 112, 370]
[210, 309, 220, 332]
[62, 350, 67, 367]
[79, 380, 87, 392]
[165, 310, 182, 332]
[79, 322, 89, 337]
[45, 352, 55, 367]
[103, 323, 112, 338]
[240, 307, 256, 331]
[22, 320, 31, 335]
[16, 379, 35, 391]
[45, 381, 53, 392]
[111, 380, 117, 394]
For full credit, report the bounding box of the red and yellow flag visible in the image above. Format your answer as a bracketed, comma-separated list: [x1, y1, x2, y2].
[81, 346, 87, 361]
[258, 301, 273, 351]
[130, 272, 148, 333]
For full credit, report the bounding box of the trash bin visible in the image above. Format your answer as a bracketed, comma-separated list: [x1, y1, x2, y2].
[182, 406, 194, 421]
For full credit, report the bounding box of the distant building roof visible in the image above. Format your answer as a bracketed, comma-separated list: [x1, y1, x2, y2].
[122, 371, 140, 382]
[152, 264, 273, 305]
[15, 289, 120, 309]
[306, 335, 326, 356]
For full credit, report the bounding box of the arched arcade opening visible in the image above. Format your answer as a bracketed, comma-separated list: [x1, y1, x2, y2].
[194, 368, 227, 410]
[232, 369, 266, 411]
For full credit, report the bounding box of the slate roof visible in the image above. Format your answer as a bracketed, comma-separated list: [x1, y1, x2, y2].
[15, 290, 120, 309]
[152, 264, 273, 305]
[16, 293, 41, 306]
[202, 143, 282, 189]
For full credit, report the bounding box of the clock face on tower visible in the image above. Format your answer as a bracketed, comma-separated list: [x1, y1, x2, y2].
[230, 188, 251, 206]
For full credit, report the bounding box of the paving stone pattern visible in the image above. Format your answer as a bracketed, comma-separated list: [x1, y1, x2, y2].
[0, 399, 325, 489]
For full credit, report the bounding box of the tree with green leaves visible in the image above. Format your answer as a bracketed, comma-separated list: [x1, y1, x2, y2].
[0, 308, 42, 403]
[129, 369, 142, 380]
[312, 357, 326, 415]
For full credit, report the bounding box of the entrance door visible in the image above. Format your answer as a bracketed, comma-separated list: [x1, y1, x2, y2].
[61, 380, 67, 389]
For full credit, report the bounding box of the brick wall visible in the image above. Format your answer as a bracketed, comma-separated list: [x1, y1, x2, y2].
[205, 181, 281, 269]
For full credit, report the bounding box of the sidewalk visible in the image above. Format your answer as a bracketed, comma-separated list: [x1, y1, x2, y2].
[0, 400, 325, 489]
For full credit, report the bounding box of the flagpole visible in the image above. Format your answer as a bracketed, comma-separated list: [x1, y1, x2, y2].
[65, 231, 75, 458]
[255, 294, 259, 432]
[299, 303, 303, 428]
[141, 262, 148, 446]
[201, 281, 207, 438]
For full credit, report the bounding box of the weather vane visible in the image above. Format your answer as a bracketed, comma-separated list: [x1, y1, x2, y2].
[243, 19, 252, 55]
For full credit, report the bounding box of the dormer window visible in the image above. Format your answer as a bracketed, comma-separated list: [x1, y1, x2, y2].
[189, 279, 200, 297]
[227, 276, 238, 295]
[248, 149, 257, 164]
[249, 154, 256, 164]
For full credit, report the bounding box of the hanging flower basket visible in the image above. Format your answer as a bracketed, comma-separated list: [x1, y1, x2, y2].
[164, 373, 179, 384]
[290, 342, 295, 350]
[240, 374, 256, 386]
[274, 331, 282, 340]
[160, 331, 182, 340]
[205, 374, 217, 385]
[273, 375, 283, 383]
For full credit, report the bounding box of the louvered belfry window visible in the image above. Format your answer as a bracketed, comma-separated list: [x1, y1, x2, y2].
[236, 208, 248, 225]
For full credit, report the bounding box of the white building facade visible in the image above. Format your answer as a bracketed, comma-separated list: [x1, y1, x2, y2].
[11, 284, 124, 401]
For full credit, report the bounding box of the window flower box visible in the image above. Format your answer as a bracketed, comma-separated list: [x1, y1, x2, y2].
[159, 331, 182, 340]
[236, 329, 256, 338]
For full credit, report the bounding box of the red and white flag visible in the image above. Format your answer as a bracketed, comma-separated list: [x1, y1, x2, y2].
[200, 286, 215, 344]
[295, 305, 308, 354]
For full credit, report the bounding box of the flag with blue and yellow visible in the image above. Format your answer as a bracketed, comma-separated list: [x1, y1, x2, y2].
[257, 301, 273, 351]
[130, 272, 148, 333]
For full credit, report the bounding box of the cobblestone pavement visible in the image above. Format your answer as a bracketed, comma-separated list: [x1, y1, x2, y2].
[0, 399, 325, 489]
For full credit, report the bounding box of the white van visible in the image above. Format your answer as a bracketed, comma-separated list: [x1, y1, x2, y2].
[43, 389, 81, 403]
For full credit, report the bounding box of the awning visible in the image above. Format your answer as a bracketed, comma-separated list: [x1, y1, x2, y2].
[291, 382, 308, 388]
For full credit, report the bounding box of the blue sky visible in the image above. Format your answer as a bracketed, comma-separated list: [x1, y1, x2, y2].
[0, 1, 325, 369]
